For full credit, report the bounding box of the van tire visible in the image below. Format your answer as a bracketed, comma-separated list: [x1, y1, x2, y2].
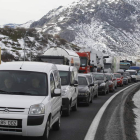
[40, 119, 50, 140]
[72, 100, 77, 111]
[52, 117, 60, 131]
[65, 104, 71, 116]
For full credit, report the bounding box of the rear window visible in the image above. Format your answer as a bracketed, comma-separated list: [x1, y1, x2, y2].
[114, 74, 121, 78]
[78, 77, 88, 85]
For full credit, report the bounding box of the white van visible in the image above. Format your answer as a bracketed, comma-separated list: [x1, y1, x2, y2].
[56, 65, 78, 116]
[0, 62, 62, 139]
[125, 70, 138, 82]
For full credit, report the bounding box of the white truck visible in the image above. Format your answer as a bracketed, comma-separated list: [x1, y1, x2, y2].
[104, 56, 120, 73]
[35, 47, 80, 70]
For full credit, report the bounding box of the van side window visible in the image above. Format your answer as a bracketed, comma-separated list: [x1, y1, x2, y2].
[50, 73, 55, 95]
[53, 70, 61, 88]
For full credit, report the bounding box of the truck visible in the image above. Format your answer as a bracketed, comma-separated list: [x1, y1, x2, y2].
[76, 52, 90, 73]
[104, 56, 120, 73]
[120, 60, 132, 71]
[79, 47, 99, 72]
[35, 47, 80, 70]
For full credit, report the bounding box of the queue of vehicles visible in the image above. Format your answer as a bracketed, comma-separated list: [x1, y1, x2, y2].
[0, 46, 140, 139]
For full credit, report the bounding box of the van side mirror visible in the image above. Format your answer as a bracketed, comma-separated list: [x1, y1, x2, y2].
[90, 83, 94, 86]
[52, 89, 61, 97]
[74, 80, 78, 87]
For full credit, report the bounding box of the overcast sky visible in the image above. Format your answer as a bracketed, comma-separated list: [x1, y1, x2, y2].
[0, 0, 76, 25]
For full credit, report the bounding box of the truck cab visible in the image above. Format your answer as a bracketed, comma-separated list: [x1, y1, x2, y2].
[76, 52, 90, 73]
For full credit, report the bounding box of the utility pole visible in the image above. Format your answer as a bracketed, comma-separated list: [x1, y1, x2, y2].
[24, 31, 28, 61]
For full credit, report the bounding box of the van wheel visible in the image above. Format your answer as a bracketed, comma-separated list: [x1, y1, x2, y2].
[86, 96, 90, 106]
[40, 119, 50, 140]
[72, 100, 77, 111]
[95, 91, 98, 98]
[52, 117, 60, 131]
[65, 104, 71, 116]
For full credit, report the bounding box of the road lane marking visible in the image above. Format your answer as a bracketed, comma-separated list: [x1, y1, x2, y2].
[84, 83, 139, 140]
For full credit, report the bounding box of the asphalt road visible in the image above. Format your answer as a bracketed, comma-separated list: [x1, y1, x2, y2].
[0, 83, 136, 140]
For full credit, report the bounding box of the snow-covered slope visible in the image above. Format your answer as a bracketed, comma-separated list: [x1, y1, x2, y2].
[0, 28, 79, 61]
[30, 0, 140, 56]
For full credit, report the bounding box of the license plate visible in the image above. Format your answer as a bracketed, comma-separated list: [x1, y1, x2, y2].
[0, 120, 18, 126]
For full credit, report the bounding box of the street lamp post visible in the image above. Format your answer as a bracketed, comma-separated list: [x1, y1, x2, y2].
[24, 31, 28, 61]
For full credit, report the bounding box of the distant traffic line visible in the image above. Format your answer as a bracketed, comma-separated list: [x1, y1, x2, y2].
[84, 83, 139, 140]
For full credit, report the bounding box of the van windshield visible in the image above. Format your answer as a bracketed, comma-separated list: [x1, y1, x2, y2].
[0, 71, 47, 96]
[59, 71, 70, 85]
[78, 77, 88, 85]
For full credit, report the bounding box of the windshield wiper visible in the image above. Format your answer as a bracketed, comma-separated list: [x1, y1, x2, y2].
[0, 90, 7, 92]
[9, 92, 33, 95]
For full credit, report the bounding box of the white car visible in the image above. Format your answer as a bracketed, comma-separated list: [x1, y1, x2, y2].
[125, 70, 138, 82]
[56, 65, 78, 116]
[0, 62, 62, 139]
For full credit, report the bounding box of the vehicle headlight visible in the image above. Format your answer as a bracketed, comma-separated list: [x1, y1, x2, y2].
[29, 103, 45, 115]
[62, 89, 67, 96]
[100, 83, 105, 86]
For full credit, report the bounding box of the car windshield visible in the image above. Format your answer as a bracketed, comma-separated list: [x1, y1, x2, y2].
[59, 71, 70, 85]
[78, 77, 88, 85]
[104, 64, 111, 69]
[105, 75, 112, 80]
[127, 71, 137, 75]
[0, 71, 47, 96]
[93, 74, 104, 80]
[80, 57, 87, 67]
[86, 75, 92, 83]
[114, 74, 121, 78]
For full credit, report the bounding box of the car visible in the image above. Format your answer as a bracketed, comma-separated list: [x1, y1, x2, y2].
[123, 72, 131, 83]
[117, 69, 125, 75]
[114, 73, 123, 86]
[56, 65, 78, 116]
[105, 73, 116, 92]
[122, 73, 129, 85]
[85, 73, 98, 99]
[78, 74, 93, 106]
[89, 73, 99, 98]
[92, 73, 109, 95]
[0, 62, 62, 139]
[125, 70, 138, 82]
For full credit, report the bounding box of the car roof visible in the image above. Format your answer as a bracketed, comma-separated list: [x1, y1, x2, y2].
[0, 62, 56, 73]
[126, 70, 137, 72]
[56, 64, 75, 71]
[78, 73, 87, 77]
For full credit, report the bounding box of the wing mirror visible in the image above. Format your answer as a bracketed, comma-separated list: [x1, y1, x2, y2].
[52, 89, 61, 97]
[90, 83, 94, 86]
[74, 80, 78, 87]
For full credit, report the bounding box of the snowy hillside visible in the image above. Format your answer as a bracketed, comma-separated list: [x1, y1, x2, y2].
[30, 0, 140, 56]
[0, 27, 79, 61]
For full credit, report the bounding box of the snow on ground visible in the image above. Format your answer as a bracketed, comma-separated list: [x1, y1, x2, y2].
[132, 90, 140, 140]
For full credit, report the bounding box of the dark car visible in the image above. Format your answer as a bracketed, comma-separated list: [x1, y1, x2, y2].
[92, 73, 109, 95]
[78, 74, 93, 106]
[123, 72, 131, 83]
[105, 73, 116, 92]
[123, 73, 129, 85]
